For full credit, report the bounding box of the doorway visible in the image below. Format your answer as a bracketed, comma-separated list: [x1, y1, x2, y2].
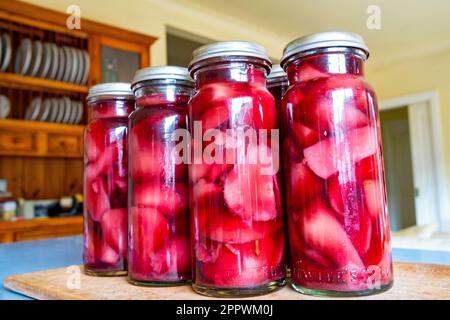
[166, 27, 213, 67]
[379, 91, 446, 230]
[380, 107, 416, 230]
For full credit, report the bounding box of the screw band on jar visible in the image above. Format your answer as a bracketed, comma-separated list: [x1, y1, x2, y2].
[128, 66, 194, 285]
[280, 32, 393, 296]
[189, 41, 272, 77]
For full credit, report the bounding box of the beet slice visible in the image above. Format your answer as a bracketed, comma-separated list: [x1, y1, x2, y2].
[299, 63, 329, 83]
[224, 144, 279, 222]
[99, 238, 120, 266]
[289, 161, 324, 209]
[363, 179, 385, 220]
[298, 200, 365, 270]
[201, 105, 230, 131]
[86, 177, 110, 222]
[196, 207, 282, 244]
[303, 125, 378, 180]
[85, 120, 109, 163]
[322, 75, 369, 113]
[247, 87, 277, 130]
[292, 122, 320, 150]
[149, 236, 191, 277]
[101, 208, 127, 257]
[131, 139, 187, 184]
[195, 241, 222, 264]
[129, 207, 171, 277]
[133, 183, 188, 219]
[198, 234, 281, 287]
[299, 94, 368, 134]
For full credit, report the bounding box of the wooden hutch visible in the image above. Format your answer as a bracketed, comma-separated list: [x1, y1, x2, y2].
[0, 0, 156, 242]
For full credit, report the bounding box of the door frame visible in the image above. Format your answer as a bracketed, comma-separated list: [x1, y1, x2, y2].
[379, 90, 448, 225]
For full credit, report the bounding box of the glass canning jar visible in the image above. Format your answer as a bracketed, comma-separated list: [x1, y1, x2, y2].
[267, 64, 288, 107]
[84, 83, 135, 276]
[188, 41, 286, 297]
[128, 66, 194, 285]
[280, 32, 393, 296]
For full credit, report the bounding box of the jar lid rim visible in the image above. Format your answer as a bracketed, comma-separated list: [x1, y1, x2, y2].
[281, 31, 370, 68]
[87, 82, 134, 100]
[189, 41, 271, 73]
[267, 64, 287, 82]
[132, 66, 193, 88]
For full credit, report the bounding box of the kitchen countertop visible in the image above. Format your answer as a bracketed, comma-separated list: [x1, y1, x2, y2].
[1, 236, 450, 300]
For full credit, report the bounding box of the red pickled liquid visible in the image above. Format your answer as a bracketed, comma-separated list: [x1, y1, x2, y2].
[189, 63, 286, 290]
[83, 99, 134, 274]
[128, 92, 191, 283]
[282, 52, 393, 293]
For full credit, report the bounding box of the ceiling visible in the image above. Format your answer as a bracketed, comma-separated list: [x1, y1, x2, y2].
[172, 0, 450, 69]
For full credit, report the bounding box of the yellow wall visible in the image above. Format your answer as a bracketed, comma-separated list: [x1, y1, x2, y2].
[21, 0, 285, 66]
[367, 49, 450, 209]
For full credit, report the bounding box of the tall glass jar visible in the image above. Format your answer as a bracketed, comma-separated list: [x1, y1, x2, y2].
[280, 32, 393, 296]
[267, 64, 290, 276]
[188, 41, 286, 297]
[128, 66, 194, 286]
[267, 64, 288, 108]
[84, 83, 135, 276]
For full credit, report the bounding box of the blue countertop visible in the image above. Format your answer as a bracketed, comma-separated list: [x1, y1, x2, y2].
[1, 236, 450, 300]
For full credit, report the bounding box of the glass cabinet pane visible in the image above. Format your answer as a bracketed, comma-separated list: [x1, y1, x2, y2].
[101, 46, 140, 82]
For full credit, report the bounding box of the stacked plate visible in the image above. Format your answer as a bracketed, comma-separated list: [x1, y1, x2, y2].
[24, 97, 83, 124]
[0, 33, 12, 72]
[0, 95, 10, 119]
[12, 38, 90, 85]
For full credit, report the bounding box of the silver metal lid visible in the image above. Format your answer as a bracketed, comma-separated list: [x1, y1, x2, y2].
[267, 64, 287, 82]
[132, 66, 193, 87]
[281, 32, 369, 68]
[87, 82, 133, 100]
[189, 41, 271, 73]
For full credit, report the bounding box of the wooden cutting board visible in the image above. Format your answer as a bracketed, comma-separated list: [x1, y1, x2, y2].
[3, 262, 450, 300]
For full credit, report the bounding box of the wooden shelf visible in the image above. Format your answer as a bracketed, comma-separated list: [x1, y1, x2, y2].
[0, 216, 83, 243]
[0, 119, 84, 158]
[0, 72, 88, 94]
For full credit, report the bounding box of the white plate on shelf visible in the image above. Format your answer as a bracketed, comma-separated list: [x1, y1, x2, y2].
[28, 40, 43, 77]
[55, 98, 66, 123]
[39, 98, 52, 122]
[55, 46, 65, 81]
[74, 101, 83, 124]
[80, 50, 90, 85]
[48, 98, 59, 122]
[0, 95, 10, 119]
[47, 43, 59, 80]
[61, 47, 72, 83]
[1, 34, 12, 72]
[14, 38, 32, 75]
[73, 49, 84, 85]
[25, 97, 42, 121]
[0, 34, 3, 68]
[69, 99, 78, 124]
[38, 42, 52, 78]
[62, 97, 72, 124]
[68, 47, 79, 84]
